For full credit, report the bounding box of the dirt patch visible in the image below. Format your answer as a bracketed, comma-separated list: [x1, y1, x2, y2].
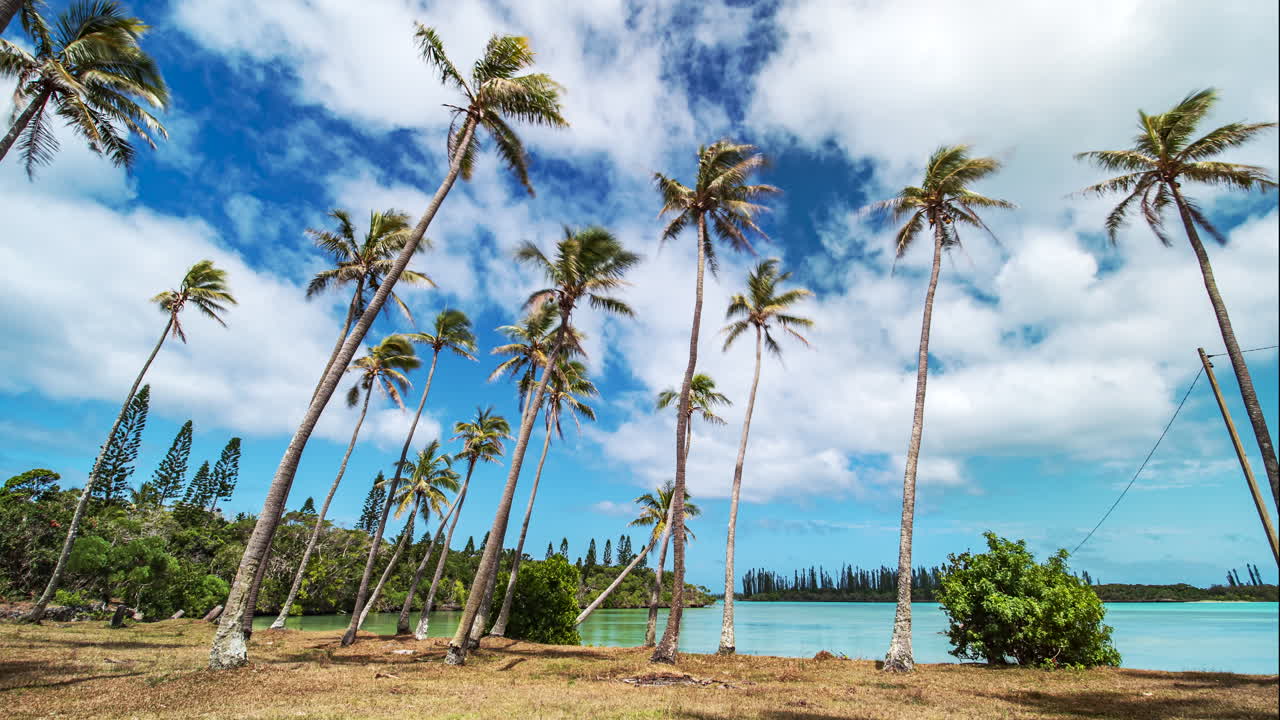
[621, 671, 739, 689]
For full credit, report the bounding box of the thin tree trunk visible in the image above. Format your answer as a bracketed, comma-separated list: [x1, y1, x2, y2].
[208, 116, 478, 670]
[652, 215, 708, 664]
[269, 386, 372, 630]
[718, 327, 763, 655]
[647, 430, 688, 646]
[1171, 185, 1280, 510]
[466, 545, 501, 648]
[414, 462, 474, 640]
[576, 533, 660, 626]
[27, 316, 172, 622]
[354, 497, 419, 632]
[0, 0, 23, 36]
[491, 416, 554, 636]
[396, 491, 461, 635]
[341, 349, 442, 646]
[883, 221, 944, 673]
[0, 84, 50, 166]
[311, 278, 363, 405]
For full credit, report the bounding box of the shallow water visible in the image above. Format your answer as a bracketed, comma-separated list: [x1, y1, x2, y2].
[256, 601, 1279, 675]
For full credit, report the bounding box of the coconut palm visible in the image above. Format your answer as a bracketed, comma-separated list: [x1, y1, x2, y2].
[268, 335, 419, 630]
[0, 0, 167, 175]
[0, 0, 37, 37]
[865, 144, 1014, 672]
[489, 302, 584, 416]
[445, 226, 639, 666]
[1077, 89, 1278, 505]
[717, 259, 813, 655]
[210, 27, 565, 669]
[491, 359, 597, 636]
[27, 260, 234, 622]
[413, 408, 511, 640]
[650, 140, 777, 664]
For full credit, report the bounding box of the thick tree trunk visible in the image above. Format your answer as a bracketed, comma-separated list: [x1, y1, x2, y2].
[241, 507, 283, 639]
[490, 417, 554, 636]
[883, 221, 944, 673]
[466, 548, 501, 648]
[27, 316, 172, 622]
[652, 216, 708, 664]
[354, 497, 419, 632]
[396, 492, 460, 635]
[209, 116, 477, 670]
[414, 462, 474, 640]
[1171, 186, 1280, 511]
[311, 278, 363, 405]
[718, 327, 763, 655]
[0, 84, 51, 166]
[0, 0, 23, 36]
[647, 431, 688, 646]
[575, 533, 660, 626]
[269, 386, 372, 629]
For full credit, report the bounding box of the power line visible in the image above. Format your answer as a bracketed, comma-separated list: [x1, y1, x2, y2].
[1207, 344, 1278, 358]
[1070, 367, 1203, 556]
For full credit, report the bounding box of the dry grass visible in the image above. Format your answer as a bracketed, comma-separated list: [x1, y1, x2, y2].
[1, 620, 1275, 719]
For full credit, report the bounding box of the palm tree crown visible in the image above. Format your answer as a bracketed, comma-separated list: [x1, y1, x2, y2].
[347, 335, 420, 409]
[452, 406, 512, 466]
[489, 302, 584, 411]
[406, 308, 478, 360]
[1076, 88, 1277, 244]
[151, 259, 236, 343]
[389, 439, 461, 520]
[518, 225, 641, 328]
[723, 258, 815, 355]
[306, 209, 434, 325]
[0, 0, 168, 175]
[539, 359, 598, 438]
[629, 480, 701, 542]
[657, 373, 732, 426]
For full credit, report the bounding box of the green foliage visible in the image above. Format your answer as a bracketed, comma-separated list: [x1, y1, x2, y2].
[93, 385, 150, 505]
[3, 468, 60, 499]
[585, 538, 597, 568]
[936, 533, 1121, 668]
[603, 539, 612, 566]
[501, 556, 582, 645]
[299, 497, 317, 515]
[151, 420, 193, 505]
[357, 472, 386, 535]
[210, 438, 241, 511]
[173, 461, 216, 526]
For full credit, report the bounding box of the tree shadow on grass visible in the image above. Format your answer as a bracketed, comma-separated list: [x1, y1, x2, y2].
[0, 660, 145, 692]
[979, 690, 1276, 720]
[24, 636, 190, 651]
[1119, 669, 1279, 689]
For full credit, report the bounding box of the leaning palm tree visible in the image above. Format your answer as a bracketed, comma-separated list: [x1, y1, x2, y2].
[413, 407, 511, 640]
[27, 260, 234, 622]
[717, 259, 813, 655]
[491, 359, 597, 636]
[209, 26, 565, 669]
[650, 140, 777, 664]
[0, 0, 168, 175]
[268, 335, 419, 630]
[445, 226, 640, 666]
[489, 302, 584, 417]
[0, 0, 38, 37]
[865, 144, 1014, 672]
[1077, 89, 1278, 505]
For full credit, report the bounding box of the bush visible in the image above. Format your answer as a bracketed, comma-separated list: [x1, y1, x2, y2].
[502, 556, 582, 645]
[936, 533, 1121, 668]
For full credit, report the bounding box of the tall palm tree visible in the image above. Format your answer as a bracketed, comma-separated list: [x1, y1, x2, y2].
[491, 359, 597, 636]
[866, 144, 1014, 672]
[0, 0, 167, 175]
[0, 0, 38, 37]
[210, 28, 565, 669]
[489, 302, 584, 417]
[445, 226, 640, 666]
[717, 259, 813, 655]
[268, 335, 419, 630]
[1077, 89, 1279, 506]
[650, 140, 777, 664]
[413, 407, 511, 640]
[27, 260, 234, 622]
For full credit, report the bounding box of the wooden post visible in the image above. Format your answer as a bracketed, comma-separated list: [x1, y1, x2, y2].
[1199, 348, 1280, 565]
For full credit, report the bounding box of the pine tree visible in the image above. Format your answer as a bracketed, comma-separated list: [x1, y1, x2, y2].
[151, 420, 193, 505]
[559, 538, 569, 557]
[545, 542, 554, 560]
[300, 497, 317, 515]
[464, 536, 476, 554]
[209, 437, 241, 513]
[174, 461, 213, 526]
[603, 539, 613, 566]
[356, 472, 386, 534]
[93, 385, 150, 505]
[617, 534, 634, 566]
[1226, 571, 1237, 587]
[585, 538, 597, 568]
[480, 531, 491, 554]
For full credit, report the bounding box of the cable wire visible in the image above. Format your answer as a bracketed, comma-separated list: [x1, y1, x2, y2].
[1207, 344, 1278, 358]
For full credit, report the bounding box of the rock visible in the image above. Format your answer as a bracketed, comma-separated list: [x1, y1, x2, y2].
[110, 605, 128, 628]
[392, 649, 415, 655]
[813, 650, 838, 661]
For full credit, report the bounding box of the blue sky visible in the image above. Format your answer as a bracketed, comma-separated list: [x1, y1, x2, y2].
[1, 0, 1277, 589]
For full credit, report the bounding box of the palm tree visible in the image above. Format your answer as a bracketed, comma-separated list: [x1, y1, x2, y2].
[445, 226, 640, 666]
[0, 0, 37, 37]
[413, 407, 511, 640]
[650, 140, 777, 664]
[491, 359, 597, 636]
[865, 144, 1014, 672]
[489, 302, 584, 417]
[268, 335, 419, 630]
[210, 27, 565, 669]
[340, 309, 476, 644]
[0, 0, 167, 175]
[717, 259, 813, 655]
[1077, 89, 1279, 506]
[27, 260, 234, 622]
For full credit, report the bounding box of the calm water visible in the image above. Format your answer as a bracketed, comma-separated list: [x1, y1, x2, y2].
[256, 601, 1279, 675]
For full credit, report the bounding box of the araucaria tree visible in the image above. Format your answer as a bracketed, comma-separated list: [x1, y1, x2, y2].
[717, 259, 813, 655]
[0, 0, 168, 175]
[651, 140, 777, 664]
[1077, 89, 1279, 507]
[445, 227, 639, 666]
[208, 438, 241, 514]
[92, 385, 150, 505]
[151, 420, 193, 505]
[865, 144, 1014, 672]
[27, 259, 234, 622]
[357, 473, 386, 535]
[210, 25, 565, 670]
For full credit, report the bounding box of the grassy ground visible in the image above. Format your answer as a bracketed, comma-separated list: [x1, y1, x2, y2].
[1, 620, 1275, 719]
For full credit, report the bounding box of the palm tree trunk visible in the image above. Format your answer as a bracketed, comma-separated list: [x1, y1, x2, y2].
[490, 416, 554, 636]
[396, 494, 461, 635]
[576, 533, 660, 626]
[1171, 185, 1280, 510]
[446, 326, 571, 665]
[27, 315, 173, 622]
[647, 429, 688, 646]
[209, 116, 478, 670]
[466, 547, 502, 648]
[269, 386, 372, 630]
[718, 326, 763, 655]
[354, 497, 418, 632]
[652, 215, 708, 664]
[883, 221, 944, 673]
[0, 0, 23, 35]
[311, 278, 363, 405]
[340, 350, 442, 646]
[414, 462, 474, 640]
[0, 84, 51, 166]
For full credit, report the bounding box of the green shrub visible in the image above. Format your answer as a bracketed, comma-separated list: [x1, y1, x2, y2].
[502, 556, 582, 645]
[52, 589, 93, 607]
[936, 533, 1121, 668]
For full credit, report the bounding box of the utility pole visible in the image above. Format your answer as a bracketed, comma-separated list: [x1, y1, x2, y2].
[1199, 348, 1279, 565]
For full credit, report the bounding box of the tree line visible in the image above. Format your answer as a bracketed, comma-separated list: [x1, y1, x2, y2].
[740, 565, 944, 602]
